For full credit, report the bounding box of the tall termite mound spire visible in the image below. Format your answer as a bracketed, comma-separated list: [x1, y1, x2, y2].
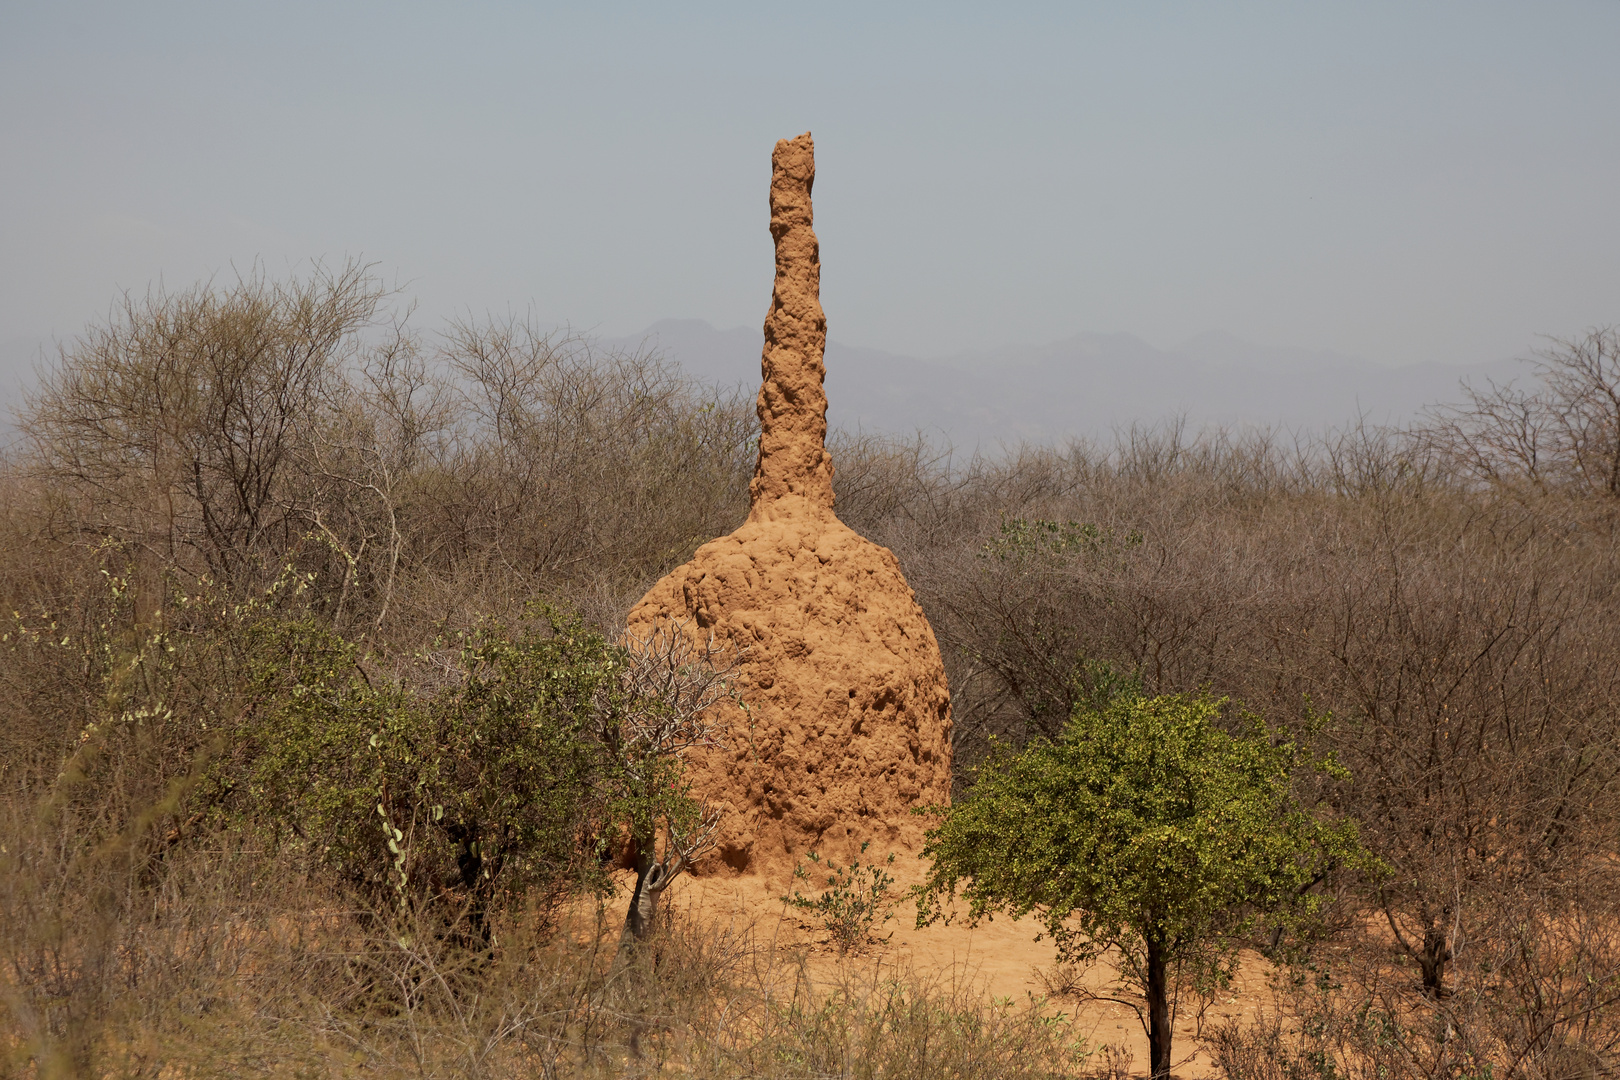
[752, 132, 834, 509]
[626, 132, 953, 880]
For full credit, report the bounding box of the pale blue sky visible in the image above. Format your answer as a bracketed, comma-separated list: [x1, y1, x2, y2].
[3, 1, 1618, 371]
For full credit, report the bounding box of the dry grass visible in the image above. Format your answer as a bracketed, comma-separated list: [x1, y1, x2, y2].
[0, 798, 1097, 1079]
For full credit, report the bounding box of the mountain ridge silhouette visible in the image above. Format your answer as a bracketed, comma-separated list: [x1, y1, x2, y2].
[605, 319, 1520, 448]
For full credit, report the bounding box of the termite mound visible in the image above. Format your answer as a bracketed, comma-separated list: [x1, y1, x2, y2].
[625, 133, 952, 880]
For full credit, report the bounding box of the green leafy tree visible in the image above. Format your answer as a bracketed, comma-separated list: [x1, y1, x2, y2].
[241, 610, 613, 934]
[240, 608, 737, 941]
[916, 690, 1370, 1079]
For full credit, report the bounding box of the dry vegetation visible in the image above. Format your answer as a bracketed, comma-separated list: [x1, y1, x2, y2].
[4, 266, 1620, 1077]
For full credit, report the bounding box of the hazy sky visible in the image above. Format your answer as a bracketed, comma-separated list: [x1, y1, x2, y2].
[4, 2, 1618, 372]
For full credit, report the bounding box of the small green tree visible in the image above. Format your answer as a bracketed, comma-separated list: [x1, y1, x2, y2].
[242, 609, 737, 942]
[916, 690, 1369, 1080]
[243, 609, 623, 934]
[783, 842, 900, 954]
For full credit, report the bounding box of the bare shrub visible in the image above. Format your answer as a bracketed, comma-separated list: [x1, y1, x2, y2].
[1090, 1042, 1135, 1080]
[17, 272, 756, 648]
[420, 318, 754, 612]
[22, 262, 384, 590]
[1212, 885, 1620, 1077]
[1285, 498, 1620, 999]
[1424, 325, 1620, 498]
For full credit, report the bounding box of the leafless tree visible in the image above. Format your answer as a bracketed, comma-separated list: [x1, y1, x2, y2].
[22, 262, 385, 587]
[1425, 326, 1620, 498]
[292, 317, 454, 634]
[611, 620, 742, 950]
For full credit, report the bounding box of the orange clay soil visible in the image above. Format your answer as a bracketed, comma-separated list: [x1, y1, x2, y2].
[602, 868, 1280, 1079]
[626, 132, 952, 881]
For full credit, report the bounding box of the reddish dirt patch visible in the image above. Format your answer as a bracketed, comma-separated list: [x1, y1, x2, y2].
[638, 869, 1273, 1078]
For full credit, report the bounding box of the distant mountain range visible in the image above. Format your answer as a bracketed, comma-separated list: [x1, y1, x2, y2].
[1, 323, 1525, 451]
[604, 320, 1523, 449]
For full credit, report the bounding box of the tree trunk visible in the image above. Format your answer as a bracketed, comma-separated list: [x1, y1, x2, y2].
[622, 860, 665, 941]
[1146, 934, 1172, 1080]
[616, 842, 678, 963]
[1419, 924, 1452, 997]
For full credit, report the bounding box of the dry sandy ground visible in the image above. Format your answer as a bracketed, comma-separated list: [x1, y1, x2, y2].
[638, 866, 1281, 1079]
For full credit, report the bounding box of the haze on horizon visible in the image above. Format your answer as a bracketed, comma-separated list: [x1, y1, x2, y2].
[4, 1, 1618, 394]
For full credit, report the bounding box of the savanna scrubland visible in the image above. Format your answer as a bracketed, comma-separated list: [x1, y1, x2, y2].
[4, 264, 1620, 1079]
